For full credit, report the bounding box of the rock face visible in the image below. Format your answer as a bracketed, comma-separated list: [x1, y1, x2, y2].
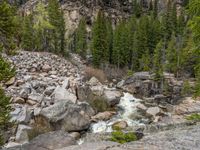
[120, 72, 183, 105]
[5, 131, 76, 150]
[36, 101, 94, 132]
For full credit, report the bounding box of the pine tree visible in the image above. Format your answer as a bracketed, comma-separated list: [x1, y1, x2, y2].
[106, 19, 113, 64]
[48, 0, 66, 55]
[0, 1, 18, 53]
[75, 17, 87, 58]
[153, 0, 158, 18]
[165, 34, 178, 75]
[33, 1, 53, 51]
[91, 11, 109, 67]
[153, 41, 164, 81]
[132, 0, 142, 18]
[22, 15, 35, 51]
[188, 0, 200, 97]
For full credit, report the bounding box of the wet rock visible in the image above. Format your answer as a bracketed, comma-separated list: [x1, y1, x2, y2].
[44, 86, 55, 96]
[91, 111, 116, 122]
[69, 132, 81, 140]
[103, 90, 122, 106]
[112, 121, 128, 130]
[116, 80, 125, 88]
[146, 107, 161, 117]
[15, 124, 32, 144]
[137, 103, 147, 111]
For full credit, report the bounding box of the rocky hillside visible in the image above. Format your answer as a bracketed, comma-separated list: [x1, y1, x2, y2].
[20, 0, 185, 35]
[1, 50, 200, 150]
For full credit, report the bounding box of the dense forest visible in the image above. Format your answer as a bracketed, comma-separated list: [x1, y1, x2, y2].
[0, 0, 200, 146]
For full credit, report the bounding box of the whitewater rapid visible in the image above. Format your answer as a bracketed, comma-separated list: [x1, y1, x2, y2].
[90, 92, 143, 133]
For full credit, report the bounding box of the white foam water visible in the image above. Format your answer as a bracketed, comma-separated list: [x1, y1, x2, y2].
[90, 92, 143, 133]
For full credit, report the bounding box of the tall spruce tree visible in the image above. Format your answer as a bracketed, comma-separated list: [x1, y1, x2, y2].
[75, 17, 87, 58]
[22, 15, 35, 51]
[153, 41, 164, 81]
[0, 1, 18, 53]
[188, 0, 200, 97]
[48, 0, 66, 55]
[91, 11, 109, 67]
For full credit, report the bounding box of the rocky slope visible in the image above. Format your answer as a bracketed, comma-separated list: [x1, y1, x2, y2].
[1, 51, 200, 150]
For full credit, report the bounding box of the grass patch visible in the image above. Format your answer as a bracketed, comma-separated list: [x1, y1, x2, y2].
[186, 113, 200, 121]
[109, 130, 137, 144]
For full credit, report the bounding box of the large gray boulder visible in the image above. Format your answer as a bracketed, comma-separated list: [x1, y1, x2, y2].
[53, 86, 77, 103]
[15, 125, 32, 144]
[103, 89, 122, 106]
[36, 101, 93, 132]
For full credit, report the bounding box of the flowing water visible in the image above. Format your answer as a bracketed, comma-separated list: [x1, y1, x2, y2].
[90, 92, 144, 133]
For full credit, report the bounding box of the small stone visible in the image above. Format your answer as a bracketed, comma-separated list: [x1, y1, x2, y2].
[112, 121, 128, 130]
[146, 107, 161, 117]
[13, 97, 25, 104]
[137, 103, 147, 111]
[69, 132, 81, 140]
[42, 64, 51, 72]
[5, 77, 15, 86]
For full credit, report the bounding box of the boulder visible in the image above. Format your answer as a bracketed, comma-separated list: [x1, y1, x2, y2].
[15, 125, 32, 144]
[88, 77, 101, 86]
[103, 90, 122, 106]
[37, 101, 91, 132]
[137, 103, 147, 111]
[91, 111, 116, 122]
[10, 105, 32, 123]
[112, 121, 128, 130]
[53, 86, 77, 103]
[116, 80, 125, 88]
[90, 85, 104, 96]
[19, 131, 76, 150]
[44, 86, 55, 96]
[146, 107, 161, 117]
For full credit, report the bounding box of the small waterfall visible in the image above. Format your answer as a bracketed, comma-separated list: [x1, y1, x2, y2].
[90, 92, 143, 133]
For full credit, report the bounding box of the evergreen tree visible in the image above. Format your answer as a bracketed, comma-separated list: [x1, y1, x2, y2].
[165, 34, 178, 75]
[106, 19, 113, 64]
[33, 1, 53, 51]
[75, 17, 87, 58]
[153, 0, 158, 18]
[153, 41, 164, 81]
[48, 0, 66, 55]
[91, 11, 109, 67]
[0, 1, 18, 53]
[22, 15, 35, 51]
[132, 0, 142, 18]
[188, 0, 200, 97]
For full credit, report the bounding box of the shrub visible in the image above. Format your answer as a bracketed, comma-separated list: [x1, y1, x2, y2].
[85, 66, 107, 83]
[182, 80, 192, 96]
[109, 130, 137, 144]
[186, 113, 200, 121]
[0, 88, 11, 146]
[127, 70, 134, 77]
[89, 96, 109, 112]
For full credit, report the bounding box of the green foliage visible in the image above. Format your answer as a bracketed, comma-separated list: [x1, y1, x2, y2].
[127, 70, 134, 77]
[90, 96, 109, 112]
[132, 0, 142, 18]
[186, 113, 200, 121]
[0, 56, 15, 82]
[109, 130, 137, 144]
[75, 17, 87, 58]
[182, 80, 192, 96]
[0, 1, 18, 53]
[91, 11, 109, 67]
[188, 0, 200, 97]
[153, 41, 164, 81]
[48, 0, 66, 55]
[0, 88, 11, 146]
